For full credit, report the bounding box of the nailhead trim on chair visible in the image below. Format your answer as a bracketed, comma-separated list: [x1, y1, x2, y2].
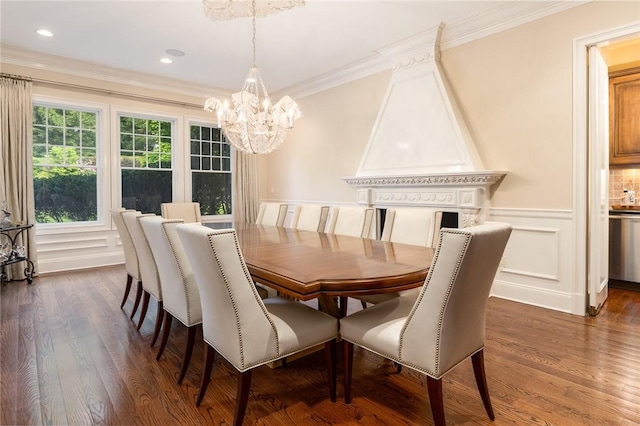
[137, 214, 163, 301]
[160, 219, 201, 326]
[206, 229, 280, 371]
[397, 228, 472, 378]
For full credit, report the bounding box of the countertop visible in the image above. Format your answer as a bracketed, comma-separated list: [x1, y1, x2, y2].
[610, 205, 640, 215]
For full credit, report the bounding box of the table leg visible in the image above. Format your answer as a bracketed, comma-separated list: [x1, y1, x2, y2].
[318, 295, 341, 318]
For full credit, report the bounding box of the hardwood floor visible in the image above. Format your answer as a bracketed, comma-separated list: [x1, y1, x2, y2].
[2, 266, 640, 425]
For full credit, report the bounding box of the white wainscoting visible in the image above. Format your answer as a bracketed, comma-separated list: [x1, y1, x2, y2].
[488, 208, 585, 315]
[36, 230, 124, 274]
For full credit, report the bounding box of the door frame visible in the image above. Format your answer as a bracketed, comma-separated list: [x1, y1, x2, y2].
[573, 22, 640, 315]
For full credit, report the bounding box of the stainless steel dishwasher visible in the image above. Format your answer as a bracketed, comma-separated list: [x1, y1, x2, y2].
[609, 211, 640, 284]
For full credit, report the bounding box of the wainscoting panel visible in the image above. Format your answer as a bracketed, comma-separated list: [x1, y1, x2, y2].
[36, 231, 124, 274]
[489, 208, 583, 315]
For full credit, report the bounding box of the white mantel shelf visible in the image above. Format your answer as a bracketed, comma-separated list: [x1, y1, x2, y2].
[342, 171, 507, 228]
[342, 171, 506, 188]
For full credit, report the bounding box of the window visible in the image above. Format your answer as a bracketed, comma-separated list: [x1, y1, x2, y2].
[32, 104, 98, 223]
[190, 124, 231, 216]
[119, 115, 173, 214]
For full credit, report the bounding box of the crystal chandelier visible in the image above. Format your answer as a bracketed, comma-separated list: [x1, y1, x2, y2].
[203, 0, 303, 154]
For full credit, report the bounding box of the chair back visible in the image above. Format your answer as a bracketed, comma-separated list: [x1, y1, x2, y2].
[381, 208, 443, 248]
[325, 206, 374, 238]
[161, 202, 201, 223]
[256, 203, 288, 227]
[176, 224, 279, 371]
[111, 208, 140, 280]
[139, 216, 202, 327]
[290, 205, 330, 232]
[122, 211, 162, 300]
[400, 223, 512, 377]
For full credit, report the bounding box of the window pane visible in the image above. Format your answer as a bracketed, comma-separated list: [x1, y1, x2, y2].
[33, 145, 47, 162]
[34, 106, 47, 125]
[160, 121, 171, 136]
[149, 120, 160, 136]
[49, 128, 64, 146]
[134, 118, 147, 134]
[190, 140, 200, 155]
[83, 130, 96, 148]
[222, 158, 230, 170]
[65, 110, 80, 128]
[65, 128, 80, 146]
[211, 128, 221, 140]
[222, 143, 231, 157]
[81, 148, 96, 165]
[121, 153, 134, 167]
[33, 165, 98, 223]
[121, 169, 172, 214]
[212, 143, 221, 156]
[134, 135, 146, 151]
[191, 155, 200, 170]
[202, 127, 211, 141]
[202, 157, 211, 170]
[82, 112, 96, 130]
[190, 125, 200, 140]
[33, 126, 46, 144]
[120, 116, 133, 133]
[48, 108, 64, 126]
[121, 134, 133, 150]
[192, 171, 231, 215]
[202, 142, 211, 155]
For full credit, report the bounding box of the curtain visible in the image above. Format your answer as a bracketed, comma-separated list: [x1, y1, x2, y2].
[232, 150, 259, 224]
[0, 74, 37, 281]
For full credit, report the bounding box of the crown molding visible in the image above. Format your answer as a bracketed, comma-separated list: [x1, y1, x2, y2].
[279, 1, 589, 99]
[1, 1, 589, 101]
[0, 44, 229, 100]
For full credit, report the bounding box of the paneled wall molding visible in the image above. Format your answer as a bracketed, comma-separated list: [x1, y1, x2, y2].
[488, 207, 583, 315]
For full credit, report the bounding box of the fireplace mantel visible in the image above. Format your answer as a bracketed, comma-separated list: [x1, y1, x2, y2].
[342, 171, 506, 227]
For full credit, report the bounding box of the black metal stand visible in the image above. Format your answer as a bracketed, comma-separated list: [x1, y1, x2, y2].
[0, 223, 35, 285]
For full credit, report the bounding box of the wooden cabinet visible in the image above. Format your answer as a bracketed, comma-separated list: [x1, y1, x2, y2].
[610, 70, 640, 166]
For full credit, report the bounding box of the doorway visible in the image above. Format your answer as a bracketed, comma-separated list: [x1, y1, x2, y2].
[574, 23, 640, 316]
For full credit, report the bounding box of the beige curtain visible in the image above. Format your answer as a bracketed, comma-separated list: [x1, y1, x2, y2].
[232, 150, 259, 224]
[0, 74, 37, 280]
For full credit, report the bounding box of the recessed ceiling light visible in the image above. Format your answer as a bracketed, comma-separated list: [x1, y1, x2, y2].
[160, 58, 173, 64]
[36, 29, 54, 37]
[166, 49, 185, 57]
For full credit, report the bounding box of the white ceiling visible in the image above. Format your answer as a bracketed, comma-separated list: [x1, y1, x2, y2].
[1, 1, 583, 96]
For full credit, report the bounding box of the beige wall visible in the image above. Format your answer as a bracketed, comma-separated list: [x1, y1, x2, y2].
[264, 1, 640, 210]
[262, 71, 390, 204]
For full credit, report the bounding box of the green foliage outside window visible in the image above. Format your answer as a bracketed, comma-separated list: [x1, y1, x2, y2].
[33, 104, 98, 223]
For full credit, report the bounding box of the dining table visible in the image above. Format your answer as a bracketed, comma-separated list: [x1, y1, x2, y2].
[229, 222, 435, 317]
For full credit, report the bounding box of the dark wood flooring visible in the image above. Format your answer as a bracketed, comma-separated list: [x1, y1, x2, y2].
[2, 266, 640, 425]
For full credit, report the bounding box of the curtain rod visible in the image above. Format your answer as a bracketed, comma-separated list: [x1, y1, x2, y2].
[1, 73, 33, 82]
[27, 75, 205, 110]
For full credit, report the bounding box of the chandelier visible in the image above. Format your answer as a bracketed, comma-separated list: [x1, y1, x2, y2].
[203, 0, 304, 154]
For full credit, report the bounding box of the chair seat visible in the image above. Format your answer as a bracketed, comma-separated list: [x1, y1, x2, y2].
[357, 287, 422, 305]
[264, 297, 337, 360]
[340, 296, 416, 361]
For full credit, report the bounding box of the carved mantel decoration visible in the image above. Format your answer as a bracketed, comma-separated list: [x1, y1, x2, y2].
[343, 171, 507, 228]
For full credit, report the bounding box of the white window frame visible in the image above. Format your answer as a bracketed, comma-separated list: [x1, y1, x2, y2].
[32, 95, 110, 236]
[111, 106, 182, 211]
[184, 117, 233, 224]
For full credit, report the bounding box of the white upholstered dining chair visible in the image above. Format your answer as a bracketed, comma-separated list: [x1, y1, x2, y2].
[161, 202, 202, 223]
[324, 206, 374, 238]
[289, 204, 330, 232]
[110, 208, 143, 319]
[139, 216, 202, 384]
[255, 202, 288, 227]
[122, 211, 164, 346]
[176, 224, 338, 426]
[340, 223, 512, 426]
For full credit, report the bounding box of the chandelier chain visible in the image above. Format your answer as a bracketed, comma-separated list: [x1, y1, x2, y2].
[251, 0, 257, 66]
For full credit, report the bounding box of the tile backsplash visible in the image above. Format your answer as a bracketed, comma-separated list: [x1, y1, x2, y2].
[610, 167, 640, 206]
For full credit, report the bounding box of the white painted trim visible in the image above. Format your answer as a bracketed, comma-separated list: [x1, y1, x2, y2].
[279, 1, 588, 99]
[488, 207, 581, 315]
[2, 2, 587, 102]
[572, 22, 640, 303]
[0, 44, 228, 99]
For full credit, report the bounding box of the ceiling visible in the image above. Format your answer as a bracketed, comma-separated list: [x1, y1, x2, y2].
[1, 1, 582, 95]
